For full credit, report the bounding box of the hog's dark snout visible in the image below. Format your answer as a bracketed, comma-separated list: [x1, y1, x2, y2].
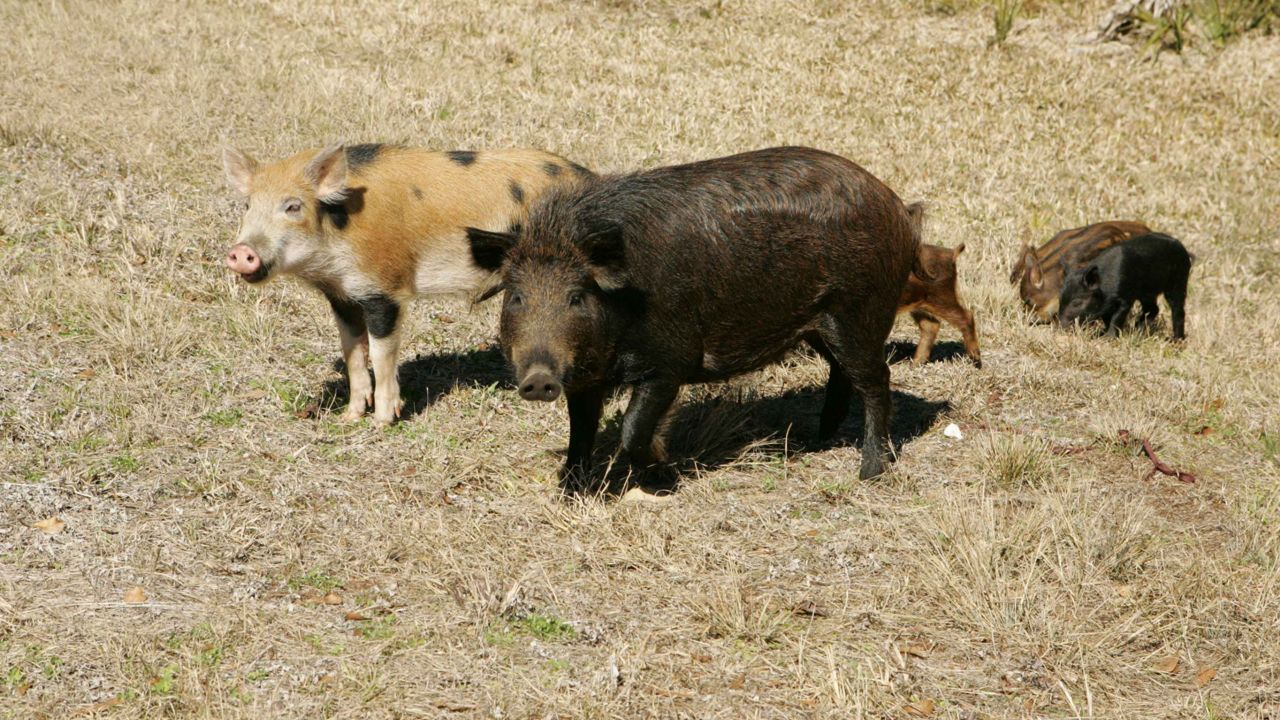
[518, 368, 562, 402]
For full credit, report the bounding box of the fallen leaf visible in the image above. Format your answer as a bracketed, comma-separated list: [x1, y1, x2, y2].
[294, 402, 320, 419]
[728, 672, 746, 689]
[401, 466, 418, 477]
[690, 652, 712, 663]
[321, 591, 343, 605]
[901, 642, 931, 659]
[16, 683, 30, 696]
[1195, 426, 1213, 437]
[792, 600, 829, 618]
[903, 698, 936, 716]
[123, 586, 147, 603]
[76, 697, 122, 714]
[345, 610, 369, 621]
[33, 516, 65, 534]
[1194, 667, 1217, 687]
[1154, 655, 1180, 674]
[1022, 698, 1036, 712]
[77, 368, 96, 380]
[435, 314, 455, 324]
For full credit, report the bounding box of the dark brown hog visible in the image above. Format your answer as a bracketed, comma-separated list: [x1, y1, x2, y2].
[1010, 221, 1150, 323]
[467, 146, 921, 493]
[898, 241, 981, 367]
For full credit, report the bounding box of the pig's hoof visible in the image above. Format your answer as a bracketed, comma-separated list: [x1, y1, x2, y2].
[341, 407, 366, 422]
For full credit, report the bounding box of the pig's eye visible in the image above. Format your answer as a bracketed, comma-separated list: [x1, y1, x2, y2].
[282, 198, 303, 215]
[568, 291, 584, 307]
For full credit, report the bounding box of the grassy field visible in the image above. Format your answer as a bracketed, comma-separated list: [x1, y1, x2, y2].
[3, 1, 1279, 717]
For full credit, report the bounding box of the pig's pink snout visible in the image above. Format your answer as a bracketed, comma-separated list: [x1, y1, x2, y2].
[226, 244, 261, 275]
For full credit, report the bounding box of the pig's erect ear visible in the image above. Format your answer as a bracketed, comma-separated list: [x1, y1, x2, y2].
[1028, 249, 1045, 288]
[582, 224, 626, 287]
[305, 144, 349, 203]
[1083, 265, 1101, 289]
[223, 148, 258, 195]
[466, 227, 517, 271]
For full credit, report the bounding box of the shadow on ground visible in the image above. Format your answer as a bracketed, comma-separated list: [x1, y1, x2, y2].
[885, 339, 971, 366]
[321, 345, 513, 418]
[588, 384, 951, 496]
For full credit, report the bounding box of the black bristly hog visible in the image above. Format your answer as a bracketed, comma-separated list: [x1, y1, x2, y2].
[466, 146, 922, 493]
[1057, 232, 1192, 340]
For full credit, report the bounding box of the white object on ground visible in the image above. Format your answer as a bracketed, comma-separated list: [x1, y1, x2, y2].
[943, 423, 964, 440]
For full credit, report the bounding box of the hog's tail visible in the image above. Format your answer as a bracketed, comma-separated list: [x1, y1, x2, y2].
[905, 201, 934, 283]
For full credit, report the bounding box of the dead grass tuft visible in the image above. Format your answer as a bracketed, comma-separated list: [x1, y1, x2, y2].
[2, 0, 1279, 717]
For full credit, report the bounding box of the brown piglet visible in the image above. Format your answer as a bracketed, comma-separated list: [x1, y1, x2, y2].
[898, 238, 981, 368]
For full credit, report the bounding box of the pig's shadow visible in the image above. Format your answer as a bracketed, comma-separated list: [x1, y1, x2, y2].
[321, 345, 512, 417]
[885, 339, 970, 366]
[588, 383, 950, 495]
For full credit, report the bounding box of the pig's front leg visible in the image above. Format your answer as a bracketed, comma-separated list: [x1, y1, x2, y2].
[327, 293, 372, 421]
[360, 295, 404, 426]
[620, 382, 680, 469]
[1103, 299, 1133, 338]
[560, 387, 605, 493]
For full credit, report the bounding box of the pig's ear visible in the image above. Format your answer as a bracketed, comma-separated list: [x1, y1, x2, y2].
[1083, 265, 1101, 289]
[466, 227, 517, 271]
[223, 148, 258, 195]
[305, 144, 349, 203]
[1029, 249, 1045, 288]
[582, 224, 626, 287]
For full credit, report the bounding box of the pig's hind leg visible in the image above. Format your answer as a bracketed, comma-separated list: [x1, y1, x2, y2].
[1164, 261, 1190, 340]
[1166, 287, 1187, 340]
[1137, 296, 1160, 332]
[804, 334, 852, 441]
[815, 318, 894, 480]
[908, 311, 941, 366]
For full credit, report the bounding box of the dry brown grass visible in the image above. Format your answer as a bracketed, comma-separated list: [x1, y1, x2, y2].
[2, 1, 1279, 717]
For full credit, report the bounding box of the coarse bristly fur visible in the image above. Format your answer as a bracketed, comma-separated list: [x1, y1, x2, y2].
[3, 2, 1280, 718]
[470, 147, 920, 491]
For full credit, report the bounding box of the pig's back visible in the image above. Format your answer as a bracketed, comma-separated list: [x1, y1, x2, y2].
[597, 147, 915, 296]
[573, 147, 917, 374]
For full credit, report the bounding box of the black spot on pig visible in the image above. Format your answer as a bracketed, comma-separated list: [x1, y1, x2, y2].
[346, 143, 383, 171]
[448, 150, 478, 167]
[358, 294, 401, 339]
[509, 180, 524, 204]
[320, 201, 349, 230]
[325, 291, 366, 335]
[542, 161, 562, 177]
[412, 186, 424, 200]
